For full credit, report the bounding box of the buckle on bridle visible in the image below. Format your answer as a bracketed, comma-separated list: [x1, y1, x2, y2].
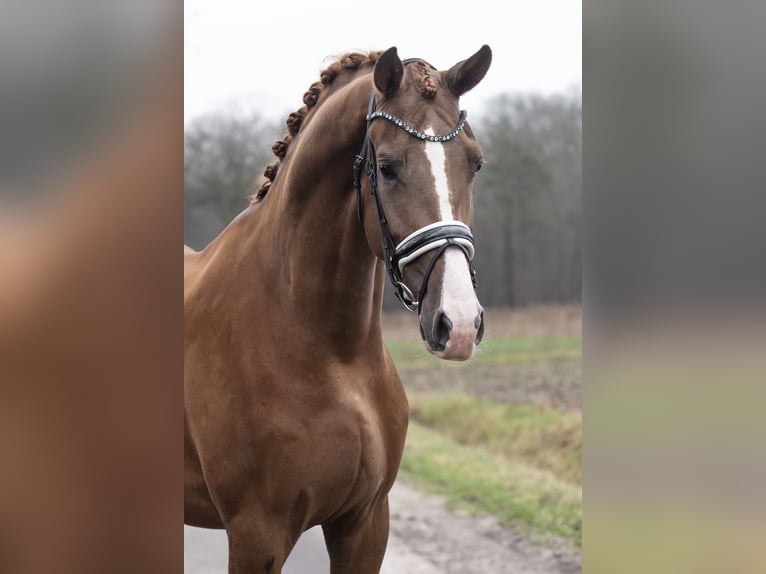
[394, 281, 418, 311]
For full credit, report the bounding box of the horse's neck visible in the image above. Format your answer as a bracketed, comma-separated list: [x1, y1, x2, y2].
[217, 76, 384, 354]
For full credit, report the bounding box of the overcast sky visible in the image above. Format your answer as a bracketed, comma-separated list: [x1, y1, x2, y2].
[184, 0, 581, 125]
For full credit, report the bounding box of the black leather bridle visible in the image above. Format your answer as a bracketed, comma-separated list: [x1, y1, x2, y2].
[353, 60, 477, 312]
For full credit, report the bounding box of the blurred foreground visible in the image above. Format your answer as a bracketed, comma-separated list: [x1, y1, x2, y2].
[0, 2, 181, 572]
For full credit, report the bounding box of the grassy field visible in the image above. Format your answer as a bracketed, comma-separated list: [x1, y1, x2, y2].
[386, 335, 581, 368]
[383, 305, 582, 546]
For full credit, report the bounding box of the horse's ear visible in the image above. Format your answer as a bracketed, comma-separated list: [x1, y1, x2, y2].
[374, 47, 404, 98]
[444, 45, 492, 97]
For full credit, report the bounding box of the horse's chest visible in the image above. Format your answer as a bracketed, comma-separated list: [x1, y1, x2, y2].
[320, 392, 391, 479]
[188, 361, 408, 526]
[298, 382, 405, 512]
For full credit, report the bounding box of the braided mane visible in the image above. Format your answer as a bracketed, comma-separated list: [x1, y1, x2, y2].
[250, 50, 383, 203]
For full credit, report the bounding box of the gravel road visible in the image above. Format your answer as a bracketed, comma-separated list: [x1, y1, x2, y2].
[184, 481, 580, 573]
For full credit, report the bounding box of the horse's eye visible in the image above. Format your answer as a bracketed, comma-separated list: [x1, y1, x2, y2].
[475, 159, 484, 173]
[379, 164, 396, 180]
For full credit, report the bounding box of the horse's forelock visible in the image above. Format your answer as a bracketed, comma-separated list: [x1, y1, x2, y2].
[409, 61, 438, 100]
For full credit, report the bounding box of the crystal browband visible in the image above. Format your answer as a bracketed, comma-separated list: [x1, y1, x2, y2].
[366, 110, 468, 142]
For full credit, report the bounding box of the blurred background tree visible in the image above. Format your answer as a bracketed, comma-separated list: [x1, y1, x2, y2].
[475, 91, 581, 307]
[184, 110, 279, 249]
[184, 90, 581, 308]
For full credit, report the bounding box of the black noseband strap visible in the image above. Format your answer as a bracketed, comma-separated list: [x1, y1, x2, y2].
[394, 221, 475, 275]
[352, 62, 478, 312]
[416, 238, 475, 313]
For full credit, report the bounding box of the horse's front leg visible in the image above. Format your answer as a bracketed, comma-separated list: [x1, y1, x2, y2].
[225, 509, 294, 574]
[322, 496, 390, 574]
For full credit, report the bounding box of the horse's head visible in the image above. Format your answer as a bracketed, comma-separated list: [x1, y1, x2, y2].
[358, 46, 492, 361]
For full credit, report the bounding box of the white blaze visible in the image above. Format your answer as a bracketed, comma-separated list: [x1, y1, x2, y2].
[422, 129, 453, 219]
[424, 130, 455, 220]
[422, 129, 480, 347]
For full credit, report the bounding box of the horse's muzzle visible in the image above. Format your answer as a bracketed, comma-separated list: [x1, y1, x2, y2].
[421, 305, 484, 361]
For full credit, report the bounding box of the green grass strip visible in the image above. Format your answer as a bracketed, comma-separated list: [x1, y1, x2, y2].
[400, 422, 582, 544]
[386, 336, 581, 369]
[410, 393, 581, 485]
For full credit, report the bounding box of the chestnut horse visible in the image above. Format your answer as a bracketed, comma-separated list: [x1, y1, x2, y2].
[184, 45, 492, 573]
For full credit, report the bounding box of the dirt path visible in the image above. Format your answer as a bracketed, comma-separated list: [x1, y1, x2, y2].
[386, 482, 581, 574]
[184, 481, 580, 573]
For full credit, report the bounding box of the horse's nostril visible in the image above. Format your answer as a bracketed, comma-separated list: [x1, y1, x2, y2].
[433, 310, 453, 351]
[475, 309, 485, 345]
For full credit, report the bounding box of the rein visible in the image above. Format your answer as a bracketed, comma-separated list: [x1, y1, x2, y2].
[353, 60, 477, 312]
